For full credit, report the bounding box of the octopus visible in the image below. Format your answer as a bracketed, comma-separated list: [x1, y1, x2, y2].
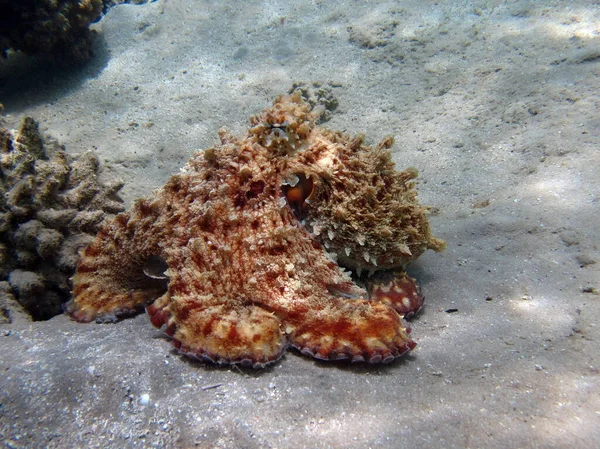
[66, 93, 445, 368]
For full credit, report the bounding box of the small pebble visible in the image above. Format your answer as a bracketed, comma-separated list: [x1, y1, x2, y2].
[576, 254, 596, 267]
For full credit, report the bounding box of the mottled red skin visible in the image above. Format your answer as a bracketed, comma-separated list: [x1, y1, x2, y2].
[368, 272, 425, 319]
[66, 94, 443, 368]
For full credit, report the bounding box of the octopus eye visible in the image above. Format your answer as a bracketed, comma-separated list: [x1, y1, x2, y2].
[283, 173, 314, 209]
[143, 255, 169, 280]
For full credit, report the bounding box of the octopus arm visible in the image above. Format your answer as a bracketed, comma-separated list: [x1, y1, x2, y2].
[145, 243, 289, 368]
[239, 230, 416, 364]
[281, 296, 415, 364]
[148, 292, 287, 368]
[66, 200, 168, 322]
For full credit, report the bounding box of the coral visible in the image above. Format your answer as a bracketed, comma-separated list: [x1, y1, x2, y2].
[67, 94, 444, 368]
[0, 0, 104, 60]
[0, 116, 124, 320]
[288, 81, 340, 122]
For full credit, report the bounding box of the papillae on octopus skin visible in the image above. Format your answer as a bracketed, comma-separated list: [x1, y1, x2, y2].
[65, 93, 444, 369]
[140, 222, 412, 308]
[65, 166, 427, 371]
[269, 173, 412, 303]
[308, 245, 419, 316]
[70, 205, 418, 328]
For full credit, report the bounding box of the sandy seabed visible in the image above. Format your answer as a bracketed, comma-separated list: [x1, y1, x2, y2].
[1, 1, 599, 448]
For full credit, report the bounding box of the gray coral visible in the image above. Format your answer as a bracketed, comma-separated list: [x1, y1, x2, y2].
[0, 0, 104, 60]
[0, 117, 124, 320]
[288, 81, 340, 122]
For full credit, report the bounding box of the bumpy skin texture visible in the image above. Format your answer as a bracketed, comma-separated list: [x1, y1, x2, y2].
[67, 94, 444, 368]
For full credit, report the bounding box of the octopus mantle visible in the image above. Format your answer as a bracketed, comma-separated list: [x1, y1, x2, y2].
[66, 93, 444, 368]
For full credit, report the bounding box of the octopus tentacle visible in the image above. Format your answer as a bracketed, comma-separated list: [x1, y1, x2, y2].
[284, 299, 415, 363]
[368, 271, 425, 318]
[145, 253, 289, 368]
[164, 300, 287, 368]
[66, 209, 167, 322]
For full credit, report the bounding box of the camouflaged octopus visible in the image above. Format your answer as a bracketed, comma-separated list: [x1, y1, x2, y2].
[66, 93, 445, 368]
